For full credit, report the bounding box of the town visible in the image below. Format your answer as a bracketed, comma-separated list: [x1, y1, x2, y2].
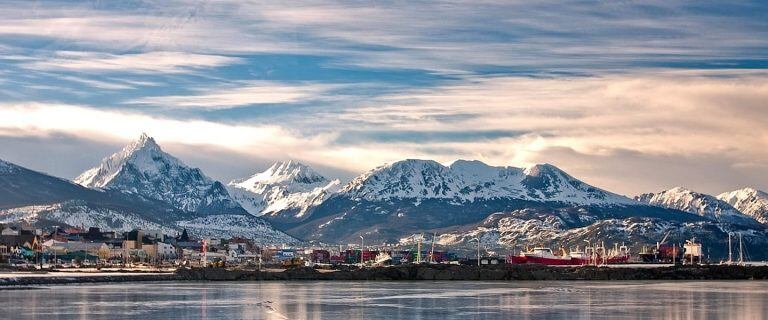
[2, 220, 727, 273]
[0, 223, 480, 270]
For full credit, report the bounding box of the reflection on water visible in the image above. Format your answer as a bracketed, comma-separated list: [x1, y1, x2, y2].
[1, 281, 766, 319]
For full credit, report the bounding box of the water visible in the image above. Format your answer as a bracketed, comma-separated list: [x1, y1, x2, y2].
[1, 281, 767, 319]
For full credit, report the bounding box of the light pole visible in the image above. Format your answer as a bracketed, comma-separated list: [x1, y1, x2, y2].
[472, 238, 481, 266]
[359, 235, 365, 266]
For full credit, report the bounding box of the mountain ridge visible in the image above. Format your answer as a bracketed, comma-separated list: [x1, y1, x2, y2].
[4, 143, 768, 255]
[718, 188, 768, 225]
[1, 136, 297, 244]
[227, 160, 341, 221]
[635, 186, 758, 226]
[75, 133, 243, 215]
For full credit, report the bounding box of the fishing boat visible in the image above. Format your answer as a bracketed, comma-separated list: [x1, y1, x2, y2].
[522, 247, 584, 265]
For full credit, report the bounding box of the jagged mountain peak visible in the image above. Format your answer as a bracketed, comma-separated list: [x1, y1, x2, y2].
[75, 133, 185, 188]
[720, 187, 768, 199]
[132, 132, 161, 150]
[380, 159, 447, 174]
[74, 133, 242, 215]
[523, 163, 560, 176]
[227, 161, 340, 219]
[718, 187, 768, 225]
[232, 160, 328, 188]
[636, 187, 754, 225]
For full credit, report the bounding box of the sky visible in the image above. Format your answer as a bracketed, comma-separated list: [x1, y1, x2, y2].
[1, 0, 767, 196]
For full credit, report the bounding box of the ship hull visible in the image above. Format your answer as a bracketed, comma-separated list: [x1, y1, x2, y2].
[524, 256, 585, 265]
[509, 255, 630, 266]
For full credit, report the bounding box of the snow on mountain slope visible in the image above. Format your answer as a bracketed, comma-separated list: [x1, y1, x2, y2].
[0, 159, 19, 174]
[0, 202, 176, 234]
[227, 161, 340, 219]
[75, 133, 242, 215]
[177, 214, 298, 243]
[635, 187, 755, 225]
[0, 202, 297, 244]
[1, 157, 295, 244]
[339, 159, 637, 206]
[420, 209, 768, 259]
[718, 188, 768, 224]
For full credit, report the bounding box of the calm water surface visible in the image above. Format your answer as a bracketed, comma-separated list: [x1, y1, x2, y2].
[1, 281, 766, 319]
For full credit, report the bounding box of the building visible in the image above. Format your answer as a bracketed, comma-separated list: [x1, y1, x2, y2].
[0, 226, 37, 248]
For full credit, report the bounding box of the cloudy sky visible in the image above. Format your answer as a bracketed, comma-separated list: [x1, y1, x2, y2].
[1, 0, 767, 196]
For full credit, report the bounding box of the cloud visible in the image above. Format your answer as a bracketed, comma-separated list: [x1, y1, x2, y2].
[23, 51, 242, 74]
[0, 102, 328, 153]
[1, 1, 767, 74]
[128, 81, 338, 109]
[0, 103, 385, 179]
[2, 68, 768, 196]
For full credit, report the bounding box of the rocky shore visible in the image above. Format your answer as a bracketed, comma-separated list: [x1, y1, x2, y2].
[2, 265, 767, 286]
[0, 272, 178, 286]
[176, 264, 768, 281]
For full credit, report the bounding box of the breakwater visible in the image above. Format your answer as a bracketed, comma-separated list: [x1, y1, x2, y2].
[3, 265, 767, 286]
[0, 272, 178, 286]
[177, 264, 768, 281]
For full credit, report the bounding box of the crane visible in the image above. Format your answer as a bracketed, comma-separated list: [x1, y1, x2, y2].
[658, 230, 672, 249]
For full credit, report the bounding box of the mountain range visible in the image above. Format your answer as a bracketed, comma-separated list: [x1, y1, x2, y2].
[2, 133, 768, 258]
[0, 135, 295, 244]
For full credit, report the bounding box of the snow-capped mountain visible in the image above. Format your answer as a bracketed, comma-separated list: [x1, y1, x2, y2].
[75, 133, 242, 215]
[286, 159, 694, 243]
[421, 209, 768, 260]
[635, 187, 757, 226]
[227, 160, 340, 221]
[341, 159, 637, 206]
[1, 153, 297, 244]
[718, 188, 768, 225]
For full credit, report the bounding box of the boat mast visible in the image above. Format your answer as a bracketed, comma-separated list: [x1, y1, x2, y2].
[429, 233, 436, 263]
[477, 238, 481, 266]
[728, 233, 733, 265]
[416, 234, 422, 264]
[739, 233, 744, 266]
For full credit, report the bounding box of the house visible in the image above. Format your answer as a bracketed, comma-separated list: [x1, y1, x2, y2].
[143, 230, 165, 242]
[0, 226, 37, 248]
[1, 227, 19, 236]
[144, 242, 177, 261]
[58, 242, 111, 260]
[80, 227, 116, 241]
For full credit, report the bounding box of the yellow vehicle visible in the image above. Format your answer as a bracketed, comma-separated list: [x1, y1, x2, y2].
[281, 257, 303, 268]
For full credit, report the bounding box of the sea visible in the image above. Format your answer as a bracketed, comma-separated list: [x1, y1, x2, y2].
[1, 281, 766, 319]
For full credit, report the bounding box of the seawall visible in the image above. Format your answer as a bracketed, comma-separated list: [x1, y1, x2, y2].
[176, 264, 768, 281]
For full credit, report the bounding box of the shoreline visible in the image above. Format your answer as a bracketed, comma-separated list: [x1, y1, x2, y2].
[0, 271, 179, 286]
[2, 264, 768, 286]
[176, 264, 768, 281]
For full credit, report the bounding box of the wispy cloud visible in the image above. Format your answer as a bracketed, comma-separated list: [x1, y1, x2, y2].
[2, 1, 767, 74]
[22, 51, 243, 74]
[128, 81, 338, 109]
